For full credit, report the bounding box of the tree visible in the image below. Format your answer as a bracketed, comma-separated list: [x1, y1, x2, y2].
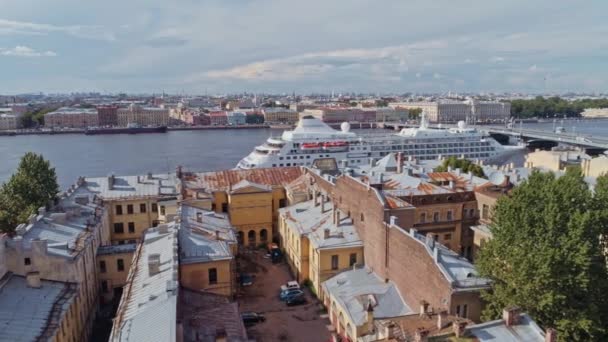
[0, 153, 59, 234]
[476, 170, 608, 341]
[408, 107, 423, 120]
[435, 156, 485, 177]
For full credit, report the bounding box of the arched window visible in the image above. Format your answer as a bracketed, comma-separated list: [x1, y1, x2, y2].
[360, 213, 365, 222]
[260, 229, 268, 243]
[247, 230, 256, 247]
[420, 212, 426, 223]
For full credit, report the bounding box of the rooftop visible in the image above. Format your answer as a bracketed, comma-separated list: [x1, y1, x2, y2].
[279, 199, 362, 250]
[183, 167, 303, 193]
[0, 273, 78, 342]
[323, 268, 412, 327]
[85, 173, 178, 200]
[47, 107, 97, 115]
[178, 203, 236, 264]
[466, 313, 545, 341]
[110, 223, 179, 342]
[97, 243, 138, 256]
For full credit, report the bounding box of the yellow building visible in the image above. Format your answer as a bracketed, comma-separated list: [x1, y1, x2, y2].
[178, 202, 238, 297]
[0, 272, 82, 342]
[278, 197, 364, 297]
[86, 173, 179, 245]
[322, 268, 413, 341]
[262, 108, 299, 124]
[181, 167, 303, 246]
[97, 244, 137, 303]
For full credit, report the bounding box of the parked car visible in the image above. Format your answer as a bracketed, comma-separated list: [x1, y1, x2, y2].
[240, 273, 253, 286]
[286, 294, 307, 306]
[280, 281, 300, 292]
[241, 312, 266, 327]
[280, 289, 304, 301]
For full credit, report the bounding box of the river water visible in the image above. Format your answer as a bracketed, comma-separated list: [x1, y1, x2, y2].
[1, 119, 607, 189]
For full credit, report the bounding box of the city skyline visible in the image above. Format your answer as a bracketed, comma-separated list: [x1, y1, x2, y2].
[1, 0, 607, 94]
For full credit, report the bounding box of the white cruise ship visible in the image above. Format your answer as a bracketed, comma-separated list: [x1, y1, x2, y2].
[237, 114, 522, 169]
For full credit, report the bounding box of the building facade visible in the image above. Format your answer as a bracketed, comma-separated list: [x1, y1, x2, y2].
[0, 113, 19, 130]
[97, 105, 119, 126]
[263, 108, 299, 124]
[45, 107, 99, 128]
[116, 104, 169, 127]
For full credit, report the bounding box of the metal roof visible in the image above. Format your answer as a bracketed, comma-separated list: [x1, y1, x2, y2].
[85, 173, 178, 200]
[466, 313, 545, 341]
[184, 167, 303, 192]
[0, 273, 77, 342]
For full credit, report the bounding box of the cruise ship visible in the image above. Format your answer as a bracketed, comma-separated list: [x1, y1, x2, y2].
[236, 114, 522, 169]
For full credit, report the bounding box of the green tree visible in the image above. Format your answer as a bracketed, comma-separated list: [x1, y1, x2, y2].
[435, 156, 485, 177]
[408, 107, 423, 120]
[476, 170, 608, 341]
[0, 153, 59, 234]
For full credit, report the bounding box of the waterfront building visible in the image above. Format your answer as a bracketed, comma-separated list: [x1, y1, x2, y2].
[0, 113, 20, 130]
[581, 108, 608, 118]
[371, 107, 409, 122]
[278, 198, 364, 295]
[302, 107, 376, 123]
[389, 100, 510, 123]
[45, 107, 99, 128]
[227, 111, 247, 125]
[181, 109, 210, 125]
[97, 105, 119, 126]
[263, 107, 299, 124]
[180, 167, 303, 245]
[208, 111, 228, 125]
[322, 268, 412, 341]
[116, 104, 169, 127]
[178, 202, 238, 297]
[1, 176, 111, 341]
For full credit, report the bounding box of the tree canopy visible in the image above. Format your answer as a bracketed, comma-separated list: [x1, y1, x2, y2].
[510, 96, 608, 119]
[0, 153, 59, 233]
[408, 107, 423, 120]
[434, 156, 485, 177]
[476, 169, 608, 341]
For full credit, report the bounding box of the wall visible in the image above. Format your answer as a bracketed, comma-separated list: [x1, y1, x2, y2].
[108, 198, 160, 244]
[97, 251, 134, 302]
[180, 260, 233, 297]
[314, 246, 364, 297]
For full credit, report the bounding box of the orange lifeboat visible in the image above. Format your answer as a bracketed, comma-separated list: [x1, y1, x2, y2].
[301, 142, 322, 150]
[322, 141, 349, 151]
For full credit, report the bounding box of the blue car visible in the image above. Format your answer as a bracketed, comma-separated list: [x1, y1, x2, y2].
[280, 289, 304, 301]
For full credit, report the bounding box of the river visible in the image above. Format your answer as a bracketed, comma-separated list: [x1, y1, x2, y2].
[1, 119, 607, 189]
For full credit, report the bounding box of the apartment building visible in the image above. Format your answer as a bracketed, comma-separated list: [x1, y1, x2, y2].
[97, 105, 119, 126]
[389, 100, 510, 123]
[263, 107, 299, 124]
[116, 104, 169, 127]
[45, 107, 99, 128]
[227, 111, 247, 125]
[302, 108, 376, 123]
[1, 176, 111, 341]
[278, 197, 364, 295]
[96, 244, 137, 303]
[180, 167, 303, 245]
[0, 113, 20, 130]
[208, 111, 228, 125]
[178, 202, 238, 297]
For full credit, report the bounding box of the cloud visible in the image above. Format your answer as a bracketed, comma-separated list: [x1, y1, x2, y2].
[528, 64, 538, 72]
[0, 19, 115, 41]
[433, 73, 442, 79]
[0, 45, 57, 57]
[490, 56, 505, 63]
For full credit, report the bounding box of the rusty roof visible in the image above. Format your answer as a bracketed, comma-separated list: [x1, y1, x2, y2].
[184, 167, 303, 192]
[385, 195, 413, 209]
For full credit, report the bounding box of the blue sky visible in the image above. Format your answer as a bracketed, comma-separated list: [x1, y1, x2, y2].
[1, 0, 607, 94]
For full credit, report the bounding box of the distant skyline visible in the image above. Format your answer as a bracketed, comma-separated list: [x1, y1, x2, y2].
[1, 0, 607, 94]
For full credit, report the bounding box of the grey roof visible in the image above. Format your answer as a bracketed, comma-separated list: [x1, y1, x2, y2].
[0, 274, 77, 342]
[110, 223, 179, 342]
[85, 173, 178, 200]
[279, 200, 362, 250]
[466, 313, 545, 341]
[178, 204, 236, 264]
[47, 107, 97, 115]
[97, 243, 138, 256]
[323, 268, 413, 326]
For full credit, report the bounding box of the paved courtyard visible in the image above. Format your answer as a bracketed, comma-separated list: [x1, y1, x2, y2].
[237, 249, 332, 342]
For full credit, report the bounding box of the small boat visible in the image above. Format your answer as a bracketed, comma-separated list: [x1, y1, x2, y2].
[323, 141, 349, 151]
[301, 142, 322, 150]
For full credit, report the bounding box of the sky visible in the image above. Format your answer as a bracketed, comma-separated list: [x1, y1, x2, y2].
[0, 0, 607, 94]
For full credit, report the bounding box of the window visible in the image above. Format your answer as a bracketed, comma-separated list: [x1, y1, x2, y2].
[114, 223, 124, 234]
[221, 203, 228, 213]
[279, 199, 287, 208]
[151, 203, 158, 213]
[160, 206, 166, 215]
[420, 213, 426, 223]
[117, 259, 125, 271]
[444, 233, 452, 241]
[463, 304, 468, 318]
[127, 204, 134, 214]
[115, 205, 123, 215]
[24, 257, 31, 266]
[128, 222, 135, 233]
[140, 203, 147, 213]
[433, 212, 440, 222]
[101, 280, 109, 293]
[360, 213, 364, 222]
[99, 260, 107, 273]
[482, 204, 489, 220]
[208, 268, 218, 285]
[152, 220, 159, 227]
[331, 255, 339, 270]
[447, 210, 453, 221]
[349, 253, 357, 267]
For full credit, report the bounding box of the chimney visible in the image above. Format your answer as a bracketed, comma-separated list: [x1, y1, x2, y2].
[366, 300, 375, 332]
[437, 310, 448, 329]
[332, 203, 337, 224]
[389, 216, 397, 226]
[502, 307, 521, 327]
[26, 272, 41, 289]
[545, 328, 557, 342]
[215, 230, 220, 240]
[335, 210, 341, 225]
[419, 300, 429, 317]
[414, 328, 429, 342]
[38, 207, 46, 216]
[108, 174, 115, 190]
[148, 253, 161, 276]
[397, 152, 404, 174]
[321, 194, 326, 212]
[425, 234, 435, 250]
[452, 320, 467, 338]
[196, 212, 203, 223]
[313, 191, 319, 207]
[369, 157, 376, 167]
[447, 166, 452, 172]
[449, 180, 455, 189]
[324, 228, 330, 239]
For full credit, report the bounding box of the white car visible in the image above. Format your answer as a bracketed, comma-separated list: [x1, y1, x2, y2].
[280, 281, 300, 292]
